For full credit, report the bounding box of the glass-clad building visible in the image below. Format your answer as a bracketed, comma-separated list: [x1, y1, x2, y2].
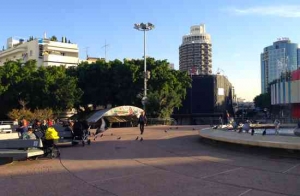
[261, 38, 298, 93]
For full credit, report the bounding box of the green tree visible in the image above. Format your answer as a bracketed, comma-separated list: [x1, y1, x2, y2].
[0, 60, 82, 118]
[253, 93, 271, 110]
[145, 59, 191, 118]
[50, 36, 57, 41]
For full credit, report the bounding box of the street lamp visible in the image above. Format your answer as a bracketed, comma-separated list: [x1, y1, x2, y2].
[134, 22, 155, 111]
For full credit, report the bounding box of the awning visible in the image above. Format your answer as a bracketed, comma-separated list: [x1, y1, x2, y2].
[87, 105, 144, 123]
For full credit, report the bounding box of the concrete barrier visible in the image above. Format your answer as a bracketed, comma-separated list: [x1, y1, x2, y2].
[199, 128, 300, 150]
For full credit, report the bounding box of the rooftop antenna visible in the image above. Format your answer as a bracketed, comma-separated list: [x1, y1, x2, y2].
[84, 47, 90, 59]
[102, 40, 109, 61]
[216, 68, 225, 75]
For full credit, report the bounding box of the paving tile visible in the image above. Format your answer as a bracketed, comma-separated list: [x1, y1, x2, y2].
[93, 170, 246, 196]
[207, 168, 300, 196]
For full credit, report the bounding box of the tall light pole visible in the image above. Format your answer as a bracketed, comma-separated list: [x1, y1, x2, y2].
[134, 22, 155, 111]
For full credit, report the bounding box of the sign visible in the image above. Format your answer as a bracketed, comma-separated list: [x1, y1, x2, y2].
[218, 88, 224, 96]
[104, 106, 144, 117]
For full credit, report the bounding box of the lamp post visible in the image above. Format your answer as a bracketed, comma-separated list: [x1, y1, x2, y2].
[134, 22, 155, 111]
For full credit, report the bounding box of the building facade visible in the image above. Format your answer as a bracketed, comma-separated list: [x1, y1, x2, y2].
[179, 24, 212, 75]
[261, 38, 298, 93]
[0, 36, 79, 67]
[270, 69, 300, 118]
[173, 74, 234, 125]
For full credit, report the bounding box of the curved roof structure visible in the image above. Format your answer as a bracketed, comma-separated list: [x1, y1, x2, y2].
[87, 105, 144, 123]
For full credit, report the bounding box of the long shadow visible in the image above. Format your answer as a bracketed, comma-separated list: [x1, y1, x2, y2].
[56, 133, 300, 162]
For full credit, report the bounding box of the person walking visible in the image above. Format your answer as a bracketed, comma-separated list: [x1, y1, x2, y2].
[274, 119, 280, 135]
[136, 112, 147, 141]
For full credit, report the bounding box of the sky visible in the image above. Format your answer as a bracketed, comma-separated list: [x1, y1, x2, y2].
[1, 0, 300, 101]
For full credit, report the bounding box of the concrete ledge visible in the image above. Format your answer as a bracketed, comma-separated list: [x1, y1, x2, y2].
[199, 128, 300, 150]
[0, 133, 19, 140]
[0, 149, 44, 160]
[0, 139, 43, 149]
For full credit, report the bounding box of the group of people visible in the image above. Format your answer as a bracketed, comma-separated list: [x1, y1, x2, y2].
[15, 118, 59, 140]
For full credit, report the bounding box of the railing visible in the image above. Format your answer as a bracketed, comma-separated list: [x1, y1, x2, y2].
[147, 118, 176, 126]
[0, 121, 14, 125]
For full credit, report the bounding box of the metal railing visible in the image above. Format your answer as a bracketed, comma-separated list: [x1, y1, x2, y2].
[0, 121, 14, 125]
[147, 118, 176, 126]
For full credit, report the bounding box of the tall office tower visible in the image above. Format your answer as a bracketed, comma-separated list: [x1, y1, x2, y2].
[179, 24, 212, 75]
[261, 38, 299, 93]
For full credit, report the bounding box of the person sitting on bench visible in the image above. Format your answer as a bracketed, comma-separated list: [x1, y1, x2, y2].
[22, 126, 36, 140]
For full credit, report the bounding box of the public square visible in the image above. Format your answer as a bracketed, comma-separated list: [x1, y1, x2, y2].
[1, 125, 300, 196]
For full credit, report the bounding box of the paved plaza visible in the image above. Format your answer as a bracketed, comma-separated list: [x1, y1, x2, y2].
[1, 125, 300, 196]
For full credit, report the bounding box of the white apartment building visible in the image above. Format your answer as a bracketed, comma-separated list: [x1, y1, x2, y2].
[0, 35, 79, 67]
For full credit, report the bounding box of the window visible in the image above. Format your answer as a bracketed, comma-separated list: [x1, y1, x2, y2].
[30, 50, 33, 56]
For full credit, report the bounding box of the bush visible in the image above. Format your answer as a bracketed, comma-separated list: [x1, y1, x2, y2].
[7, 108, 54, 121]
[7, 109, 33, 121]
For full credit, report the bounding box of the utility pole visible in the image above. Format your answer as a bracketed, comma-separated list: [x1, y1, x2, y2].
[102, 40, 109, 61]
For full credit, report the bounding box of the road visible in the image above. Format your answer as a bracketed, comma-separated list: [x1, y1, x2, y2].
[0, 125, 300, 196]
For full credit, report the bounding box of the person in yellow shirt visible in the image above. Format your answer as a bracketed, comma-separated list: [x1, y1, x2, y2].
[44, 127, 60, 158]
[45, 127, 60, 140]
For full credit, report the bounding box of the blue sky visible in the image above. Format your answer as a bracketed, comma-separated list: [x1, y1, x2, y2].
[1, 0, 300, 101]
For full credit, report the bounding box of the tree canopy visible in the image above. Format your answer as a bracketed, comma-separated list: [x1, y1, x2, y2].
[0, 60, 82, 119]
[253, 93, 271, 110]
[0, 58, 191, 119]
[73, 58, 191, 118]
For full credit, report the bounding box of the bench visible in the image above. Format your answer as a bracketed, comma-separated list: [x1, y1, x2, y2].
[0, 139, 44, 160]
[0, 139, 43, 149]
[0, 125, 13, 133]
[0, 149, 44, 160]
[0, 132, 19, 140]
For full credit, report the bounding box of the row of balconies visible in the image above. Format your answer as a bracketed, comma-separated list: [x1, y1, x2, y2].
[181, 54, 212, 57]
[181, 58, 212, 62]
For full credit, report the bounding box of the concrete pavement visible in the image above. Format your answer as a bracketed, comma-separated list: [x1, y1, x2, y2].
[0, 125, 300, 196]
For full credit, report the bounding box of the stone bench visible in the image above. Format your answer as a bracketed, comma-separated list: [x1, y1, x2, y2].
[0, 149, 44, 160]
[0, 132, 19, 140]
[0, 139, 44, 160]
[0, 125, 13, 133]
[0, 139, 43, 149]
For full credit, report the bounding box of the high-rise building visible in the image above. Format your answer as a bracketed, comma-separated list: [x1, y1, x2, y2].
[0, 35, 79, 67]
[179, 24, 212, 75]
[261, 38, 298, 93]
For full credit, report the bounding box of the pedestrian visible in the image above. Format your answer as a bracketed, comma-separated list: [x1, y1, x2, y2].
[136, 112, 147, 141]
[219, 116, 223, 127]
[41, 120, 48, 133]
[226, 110, 230, 124]
[274, 119, 280, 135]
[94, 118, 106, 140]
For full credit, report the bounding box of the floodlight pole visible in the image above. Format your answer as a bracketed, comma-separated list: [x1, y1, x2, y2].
[134, 23, 155, 112]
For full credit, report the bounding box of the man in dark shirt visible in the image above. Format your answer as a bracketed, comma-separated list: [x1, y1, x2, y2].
[136, 112, 147, 141]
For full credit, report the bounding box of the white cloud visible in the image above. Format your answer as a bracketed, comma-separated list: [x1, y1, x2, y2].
[227, 5, 300, 18]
